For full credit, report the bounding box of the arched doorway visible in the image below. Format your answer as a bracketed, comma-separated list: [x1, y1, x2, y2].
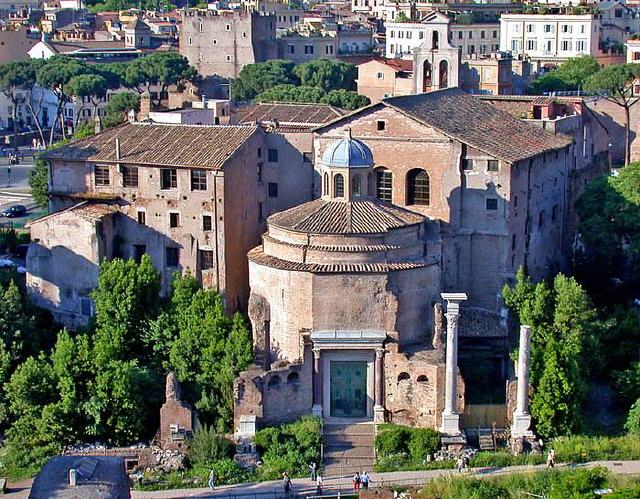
[423, 61, 432, 93]
[439, 60, 448, 89]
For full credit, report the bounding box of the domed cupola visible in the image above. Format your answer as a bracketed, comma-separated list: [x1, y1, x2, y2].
[320, 127, 375, 201]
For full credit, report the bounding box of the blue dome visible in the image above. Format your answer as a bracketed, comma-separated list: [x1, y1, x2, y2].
[321, 129, 373, 169]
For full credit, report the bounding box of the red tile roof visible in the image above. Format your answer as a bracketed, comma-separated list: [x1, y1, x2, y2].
[44, 123, 259, 169]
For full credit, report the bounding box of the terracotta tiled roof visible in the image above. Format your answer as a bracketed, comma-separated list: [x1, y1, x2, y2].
[44, 123, 259, 169]
[268, 198, 424, 234]
[384, 89, 573, 163]
[235, 102, 344, 126]
[48, 40, 126, 53]
[248, 246, 428, 273]
[361, 58, 413, 73]
[263, 234, 403, 252]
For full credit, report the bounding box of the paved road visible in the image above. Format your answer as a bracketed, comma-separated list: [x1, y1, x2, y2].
[130, 460, 640, 499]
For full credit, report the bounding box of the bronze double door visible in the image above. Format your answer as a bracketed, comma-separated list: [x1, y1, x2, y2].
[329, 361, 367, 418]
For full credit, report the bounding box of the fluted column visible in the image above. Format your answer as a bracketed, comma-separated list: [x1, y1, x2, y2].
[439, 293, 467, 436]
[374, 347, 385, 423]
[512, 325, 533, 438]
[312, 348, 323, 418]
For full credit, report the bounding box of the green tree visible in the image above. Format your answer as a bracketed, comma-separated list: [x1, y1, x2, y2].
[322, 89, 370, 110]
[36, 57, 89, 144]
[0, 281, 38, 364]
[585, 63, 640, 165]
[168, 274, 252, 430]
[530, 55, 600, 94]
[0, 61, 37, 151]
[231, 60, 297, 101]
[103, 92, 140, 128]
[120, 53, 196, 108]
[255, 84, 326, 104]
[67, 74, 108, 126]
[91, 254, 161, 366]
[575, 162, 640, 302]
[85, 360, 160, 445]
[502, 270, 597, 437]
[293, 59, 358, 91]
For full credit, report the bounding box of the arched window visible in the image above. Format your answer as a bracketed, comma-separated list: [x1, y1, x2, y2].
[397, 372, 410, 382]
[267, 375, 281, 388]
[417, 375, 429, 383]
[439, 60, 449, 89]
[375, 167, 392, 202]
[334, 174, 344, 197]
[432, 30, 439, 49]
[323, 173, 329, 195]
[351, 174, 362, 197]
[407, 169, 430, 205]
[423, 61, 432, 92]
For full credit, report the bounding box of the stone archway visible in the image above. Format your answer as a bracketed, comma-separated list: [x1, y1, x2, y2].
[423, 60, 432, 93]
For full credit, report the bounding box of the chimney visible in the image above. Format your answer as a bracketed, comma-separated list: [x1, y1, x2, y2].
[94, 115, 102, 134]
[115, 138, 121, 161]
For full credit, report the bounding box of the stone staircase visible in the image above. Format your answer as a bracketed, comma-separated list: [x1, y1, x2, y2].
[322, 422, 375, 478]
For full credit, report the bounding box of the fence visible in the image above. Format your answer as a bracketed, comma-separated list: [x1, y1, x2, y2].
[463, 404, 507, 428]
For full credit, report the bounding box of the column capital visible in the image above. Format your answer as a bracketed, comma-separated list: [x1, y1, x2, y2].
[375, 347, 385, 358]
[445, 311, 460, 327]
[312, 347, 321, 359]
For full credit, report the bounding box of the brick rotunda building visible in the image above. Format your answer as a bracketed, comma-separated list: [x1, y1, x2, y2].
[234, 129, 464, 437]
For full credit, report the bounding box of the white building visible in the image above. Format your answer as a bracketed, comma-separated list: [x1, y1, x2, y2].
[386, 12, 499, 59]
[499, 14, 599, 63]
[626, 38, 640, 62]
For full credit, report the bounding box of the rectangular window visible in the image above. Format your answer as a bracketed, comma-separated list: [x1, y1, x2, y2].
[169, 212, 180, 228]
[576, 40, 587, 52]
[481, 30, 485, 39]
[200, 249, 214, 270]
[377, 120, 386, 131]
[166, 247, 179, 267]
[191, 169, 207, 191]
[268, 148, 278, 162]
[95, 165, 110, 186]
[486, 198, 498, 211]
[259, 202, 264, 220]
[552, 204, 559, 221]
[538, 210, 545, 227]
[304, 45, 314, 54]
[526, 24, 534, 33]
[458, 31, 463, 39]
[122, 165, 138, 188]
[268, 182, 278, 197]
[80, 297, 93, 317]
[561, 40, 572, 51]
[133, 244, 146, 263]
[288, 44, 295, 54]
[257, 162, 263, 182]
[160, 168, 177, 189]
[468, 31, 473, 39]
[257, 147, 262, 158]
[526, 39, 537, 51]
[137, 210, 146, 225]
[376, 72, 384, 79]
[487, 160, 498, 172]
[544, 24, 554, 33]
[463, 159, 474, 170]
[203, 214, 212, 231]
[326, 44, 333, 55]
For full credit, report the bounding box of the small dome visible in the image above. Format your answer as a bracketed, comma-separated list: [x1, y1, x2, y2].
[321, 128, 373, 169]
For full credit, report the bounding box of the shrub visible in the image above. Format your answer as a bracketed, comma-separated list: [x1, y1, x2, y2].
[408, 428, 440, 462]
[375, 424, 411, 457]
[253, 416, 322, 480]
[625, 399, 640, 435]
[186, 426, 234, 467]
[209, 458, 249, 485]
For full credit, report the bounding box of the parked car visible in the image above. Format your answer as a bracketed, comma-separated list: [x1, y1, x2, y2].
[0, 205, 27, 218]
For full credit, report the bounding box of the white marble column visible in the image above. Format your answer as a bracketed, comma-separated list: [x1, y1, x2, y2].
[374, 347, 385, 423]
[439, 293, 467, 436]
[512, 325, 533, 438]
[311, 348, 323, 418]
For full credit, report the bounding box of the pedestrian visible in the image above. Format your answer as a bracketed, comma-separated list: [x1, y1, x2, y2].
[547, 448, 556, 468]
[456, 456, 464, 473]
[360, 471, 370, 490]
[283, 472, 292, 495]
[462, 454, 470, 473]
[208, 469, 216, 490]
[352, 472, 360, 491]
[309, 461, 317, 481]
[32, 138, 37, 150]
[315, 473, 323, 495]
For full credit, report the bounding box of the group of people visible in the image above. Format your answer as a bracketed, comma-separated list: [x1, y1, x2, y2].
[352, 471, 371, 491]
